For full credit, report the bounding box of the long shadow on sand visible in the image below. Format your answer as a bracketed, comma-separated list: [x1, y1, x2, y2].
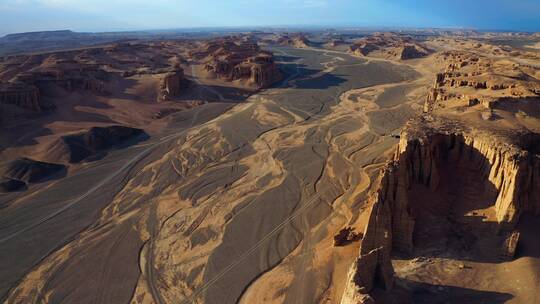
[372, 278, 514, 304]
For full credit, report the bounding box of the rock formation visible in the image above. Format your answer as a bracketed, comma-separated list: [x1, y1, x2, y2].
[0, 177, 27, 193]
[341, 195, 396, 303]
[196, 38, 281, 88]
[325, 38, 346, 48]
[349, 33, 431, 60]
[15, 60, 109, 95]
[2, 157, 66, 183]
[334, 227, 362, 246]
[0, 82, 41, 111]
[341, 117, 540, 302]
[159, 67, 184, 101]
[0, 158, 66, 192]
[424, 50, 540, 113]
[501, 230, 520, 260]
[51, 126, 147, 163]
[277, 34, 311, 48]
[341, 44, 540, 302]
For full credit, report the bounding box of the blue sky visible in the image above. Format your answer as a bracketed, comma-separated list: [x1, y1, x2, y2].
[0, 0, 539, 35]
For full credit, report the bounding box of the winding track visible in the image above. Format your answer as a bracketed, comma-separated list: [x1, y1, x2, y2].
[1, 45, 421, 303]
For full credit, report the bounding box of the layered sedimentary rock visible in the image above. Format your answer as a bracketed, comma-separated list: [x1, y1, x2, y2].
[51, 126, 147, 163]
[159, 67, 184, 101]
[196, 38, 281, 88]
[341, 247, 394, 304]
[3, 157, 66, 183]
[424, 50, 540, 113]
[0, 82, 41, 111]
[15, 60, 109, 94]
[325, 38, 346, 48]
[0, 177, 27, 193]
[334, 227, 362, 246]
[341, 47, 540, 301]
[0, 158, 65, 192]
[349, 33, 431, 60]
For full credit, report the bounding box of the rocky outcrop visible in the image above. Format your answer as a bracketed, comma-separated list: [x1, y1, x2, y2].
[500, 231, 520, 260]
[340, 198, 396, 303]
[0, 158, 66, 192]
[334, 227, 362, 246]
[341, 247, 393, 304]
[340, 117, 540, 302]
[2, 157, 65, 183]
[326, 38, 346, 48]
[200, 39, 281, 88]
[13, 60, 109, 95]
[277, 34, 311, 48]
[51, 126, 147, 163]
[425, 51, 540, 112]
[0, 178, 27, 193]
[159, 67, 184, 101]
[349, 33, 431, 61]
[0, 82, 41, 111]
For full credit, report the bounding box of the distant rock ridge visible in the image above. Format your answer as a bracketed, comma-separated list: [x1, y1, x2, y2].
[50, 125, 147, 163]
[341, 44, 540, 301]
[0, 157, 66, 192]
[194, 37, 281, 88]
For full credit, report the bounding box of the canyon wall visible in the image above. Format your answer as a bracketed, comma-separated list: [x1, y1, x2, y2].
[0, 82, 41, 111]
[341, 118, 540, 302]
[199, 39, 281, 88]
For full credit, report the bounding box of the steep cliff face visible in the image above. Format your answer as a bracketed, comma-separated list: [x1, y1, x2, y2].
[340, 118, 540, 302]
[0, 82, 41, 111]
[159, 68, 184, 101]
[50, 126, 147, 163]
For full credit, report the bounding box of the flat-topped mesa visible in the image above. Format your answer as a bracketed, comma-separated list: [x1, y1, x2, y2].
[349, 33, 431, 60]
[199, 38, 281, 88]
[159, 67, 184, 101]
[340, 117, 540, 302]
[0, 81, 41, 111]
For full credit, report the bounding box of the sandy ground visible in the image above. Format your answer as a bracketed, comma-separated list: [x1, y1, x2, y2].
[0, 45, 425, 304]
[2, 41, 537, 304]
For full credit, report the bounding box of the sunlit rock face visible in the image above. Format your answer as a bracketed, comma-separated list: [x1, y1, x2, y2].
[341, 117, 540, 302]
[197, 38, 282, 88]
[159, 67, 184, 101]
